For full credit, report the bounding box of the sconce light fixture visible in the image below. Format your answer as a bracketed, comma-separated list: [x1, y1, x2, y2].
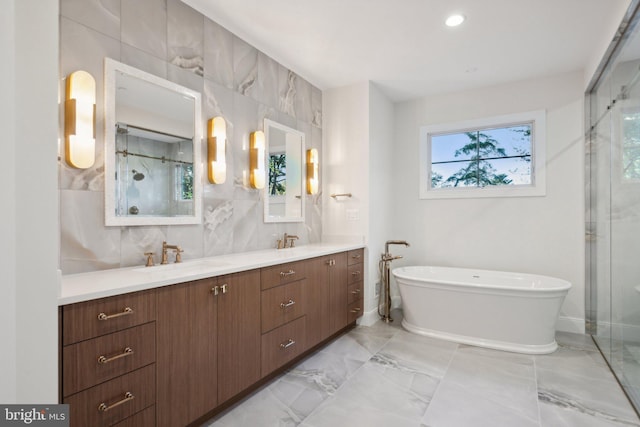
[249, 131, 265, 189]
[207, 116, 227, 184]
[64, 70, 96, 169]
[306, 148, 319, 195]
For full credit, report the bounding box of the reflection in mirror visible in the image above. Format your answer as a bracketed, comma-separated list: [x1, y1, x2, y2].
[264, 119, 305, 223]
[104, 58, 202, 226]
[115, 124, 194, 217]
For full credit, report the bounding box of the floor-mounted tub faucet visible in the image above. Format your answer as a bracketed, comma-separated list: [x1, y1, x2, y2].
[379, 240, 410, 322]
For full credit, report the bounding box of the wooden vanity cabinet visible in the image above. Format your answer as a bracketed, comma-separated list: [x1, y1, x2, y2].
[60, 290, 157, 427]
[156, 269, 261, 427]
[61, 248, 363, 427]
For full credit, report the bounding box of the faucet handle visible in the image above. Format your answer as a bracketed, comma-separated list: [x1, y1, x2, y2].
[144, 252, 155, 267]
[174, 247, 183, 263]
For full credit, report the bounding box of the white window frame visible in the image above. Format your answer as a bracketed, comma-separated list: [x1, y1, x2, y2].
[419, 110, 546, 199]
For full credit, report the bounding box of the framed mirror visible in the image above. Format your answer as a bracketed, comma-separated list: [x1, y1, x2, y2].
[264, 119, 305, 223]
[104, 58, 202, 226]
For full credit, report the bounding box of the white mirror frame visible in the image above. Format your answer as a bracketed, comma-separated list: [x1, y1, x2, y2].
[104, 58, 203, 226]
[263, 119, 305, 223]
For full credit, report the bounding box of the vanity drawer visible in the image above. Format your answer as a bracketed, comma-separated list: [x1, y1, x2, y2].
[261, 261, 307, 290]
[347, 283, 363, 305]
[347, 249, 364, 265]
[112, 405, 155, 427]
[348, 263, 363, 285]
[62, 290, 156, 345]
[64, 364, 155, 427]
[261, 316, 306, 376]
[62, 322, 156, 397]
[347, 299, 364, 324]
[261, 280, 306, 333]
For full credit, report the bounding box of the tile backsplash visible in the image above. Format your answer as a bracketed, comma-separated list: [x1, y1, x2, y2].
[59, 0, 322, 274]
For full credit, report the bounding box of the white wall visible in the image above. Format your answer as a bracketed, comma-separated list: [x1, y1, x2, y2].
[322, 82, 370, 241]
[323, 82, 399, 325]
[0, 0, 60, 402]
[393, 71, 586, 332]
[583, 0, 631, 89]
[366, 83, 396, 319]
[0, 0, 17, 404]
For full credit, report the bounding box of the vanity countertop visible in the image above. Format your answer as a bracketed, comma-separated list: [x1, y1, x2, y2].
[59, 243, 365, 305]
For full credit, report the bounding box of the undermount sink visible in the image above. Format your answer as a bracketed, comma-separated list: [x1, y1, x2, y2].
[132, 259, 231, 276]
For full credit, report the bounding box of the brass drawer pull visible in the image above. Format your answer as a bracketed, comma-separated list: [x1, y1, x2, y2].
[280, 339, 296, 349]
[98, 347, 134, 364]
[351, 289, 361, 294]
[350, 307, 362, 313]
[280, 270, 296, 277]
[351, 271, 361, 277]
[97, 307, 133, 321]
[280, 299, 296, 309]
[98, 392, 135, 412]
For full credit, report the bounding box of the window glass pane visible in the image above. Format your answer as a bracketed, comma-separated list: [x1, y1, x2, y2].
[432, 133, 475, 162]
[484, 158, 532, 186]
[432, 160, 479, 188]
[430, 123, 532, 188]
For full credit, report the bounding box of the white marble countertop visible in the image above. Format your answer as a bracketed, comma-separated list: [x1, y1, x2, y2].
[59, 243, 365, 305]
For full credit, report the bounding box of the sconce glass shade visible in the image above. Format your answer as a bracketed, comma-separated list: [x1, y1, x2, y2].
[64, 70, 96, 169]
[249, 130, 266, 189]
[306, 148, 319, 194]
[208, 116, 227, 184]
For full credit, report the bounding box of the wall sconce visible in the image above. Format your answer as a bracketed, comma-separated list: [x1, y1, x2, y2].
[249, 131, 265, 189]
[64, 70, 96, 169]
[306, 148, 319, 195]
[207, 116, 227, 184]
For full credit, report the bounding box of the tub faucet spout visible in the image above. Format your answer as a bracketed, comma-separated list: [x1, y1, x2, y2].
[385, 240, 410, 255]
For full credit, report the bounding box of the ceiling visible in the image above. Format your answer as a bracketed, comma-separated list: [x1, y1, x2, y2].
[184, 0, 629, 102]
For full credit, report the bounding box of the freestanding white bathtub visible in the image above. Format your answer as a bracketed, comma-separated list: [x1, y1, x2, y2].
[392, 266, 571, 354]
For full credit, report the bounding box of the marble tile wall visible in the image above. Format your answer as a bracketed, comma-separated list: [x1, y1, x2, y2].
[59, 0, 323, 274]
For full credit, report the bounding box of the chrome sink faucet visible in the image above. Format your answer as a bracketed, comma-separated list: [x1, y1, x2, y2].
[161, 241, 183, 264]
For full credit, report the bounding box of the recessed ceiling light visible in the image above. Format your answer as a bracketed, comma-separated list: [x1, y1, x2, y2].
[445, 14, 465, 27]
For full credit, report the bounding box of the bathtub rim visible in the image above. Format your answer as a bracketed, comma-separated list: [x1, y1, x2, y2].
[401, 318, 559, 354]
[393, 265, 571, 294]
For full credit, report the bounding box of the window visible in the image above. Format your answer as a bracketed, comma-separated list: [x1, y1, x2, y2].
[419, 110, 546, 199]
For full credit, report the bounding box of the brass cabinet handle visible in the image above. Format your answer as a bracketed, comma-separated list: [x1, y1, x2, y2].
[280, 339, 296, 349]
[350, 307, 362, 313]
[325, 259, 336, 266]
[279, 270, 296, 277]
[221, 284, 228, 294]
[97, 307, 133, 321]
[280, 299, 296, 309]
[98, 392, 135, 412]
[351, 289, 361, 295]
[98, 347, 133, 364]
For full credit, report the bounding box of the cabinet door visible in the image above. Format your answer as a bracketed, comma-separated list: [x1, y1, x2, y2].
[305, 257, 331, 349]
[329, 252, 348, 335]
[217, 269, 261, 404]
[156, 279, 217, 427]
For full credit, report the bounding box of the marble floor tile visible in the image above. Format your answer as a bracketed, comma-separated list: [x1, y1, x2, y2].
[204, 313, 640, 426]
